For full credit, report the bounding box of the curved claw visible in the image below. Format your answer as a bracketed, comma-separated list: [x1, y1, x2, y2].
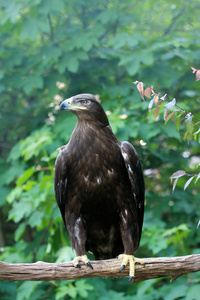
[72, 255, 93, 270]
[87, 261, 93, 269]
[118, 254, 145, 278]
[119, 264, 125, 273]
[129, 276, 137, 281]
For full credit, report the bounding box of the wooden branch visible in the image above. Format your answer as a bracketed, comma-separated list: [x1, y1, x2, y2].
[163, 6, 187, 37]
[1, 255, 200, 282]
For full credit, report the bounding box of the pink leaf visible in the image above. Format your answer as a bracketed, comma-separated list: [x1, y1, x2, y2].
[172, 177, 178, 192]
[144, 87, 152, 98]
[196, 70, 200, 81]
[136, 82, 144, 100]
[191, 67, 197, 74]
[165, 111, 175, 124]
[170, 170, 186, 180]
[163, 109, 168, 121]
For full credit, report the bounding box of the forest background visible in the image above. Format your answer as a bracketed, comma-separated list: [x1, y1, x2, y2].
[0, 0, 200, 299]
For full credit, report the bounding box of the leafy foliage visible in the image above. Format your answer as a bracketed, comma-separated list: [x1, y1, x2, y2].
[1, 0, 200, 299]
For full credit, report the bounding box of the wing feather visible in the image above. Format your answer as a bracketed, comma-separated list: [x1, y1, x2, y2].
[54, 148, 68, 226]
[120, 141, 145, 240]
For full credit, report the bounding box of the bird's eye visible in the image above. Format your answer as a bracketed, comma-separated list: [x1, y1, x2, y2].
[81, 100, 89, 105]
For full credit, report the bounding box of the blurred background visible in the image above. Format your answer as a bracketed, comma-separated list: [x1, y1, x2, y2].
[0, 0, 200, 299]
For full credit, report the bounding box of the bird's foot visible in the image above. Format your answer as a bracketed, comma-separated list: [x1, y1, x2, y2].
[118, 254, 144, 279]
[72, 255, 93, 269]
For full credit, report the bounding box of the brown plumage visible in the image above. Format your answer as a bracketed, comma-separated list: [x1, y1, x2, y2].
[54, 94, 145, 277]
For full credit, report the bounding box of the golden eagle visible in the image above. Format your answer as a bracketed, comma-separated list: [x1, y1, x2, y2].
[54, 94, 145, 278]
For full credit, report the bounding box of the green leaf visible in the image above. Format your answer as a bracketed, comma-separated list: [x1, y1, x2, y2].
[161, 122, 181, 140]
[58, 53, 79, 73]
[139, 123, 161, 140]
[8, 201, 32, 223]
[58, 50, 89, 74]
[184, 113, 194, 140]
[21, 18, 49, 41]
[7, 187, 22, 204]
[186, 284, 200, 300]
[39, 0, 65, 13]
[17, 281, 41, 300]
[15, 223, 26, 241]
[1, 1, 22, 24]
[193, 128, 200, 141]
[140, 49, 154, 65]
[75, 280, 94, 298]
[28, 211, 43, 228]
[165, 284, 187, 300]
[17, 167, 35, 186]
[175, 112, 184, 131]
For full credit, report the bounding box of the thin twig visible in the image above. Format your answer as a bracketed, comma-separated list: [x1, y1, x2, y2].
[141, 82, 200, 124]
[48, 14, 54, 40]
[163, 7, 187, 37]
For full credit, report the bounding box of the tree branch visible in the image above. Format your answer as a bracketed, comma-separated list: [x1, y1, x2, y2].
[163, 7, 187, 37]
[48, 13, 54, 40]
[1, 254, 200, 282]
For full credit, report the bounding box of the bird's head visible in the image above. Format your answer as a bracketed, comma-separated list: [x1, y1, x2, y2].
[60, 94, 109, 127]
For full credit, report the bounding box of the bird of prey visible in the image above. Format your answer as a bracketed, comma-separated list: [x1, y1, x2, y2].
[54, 94, 145, 278]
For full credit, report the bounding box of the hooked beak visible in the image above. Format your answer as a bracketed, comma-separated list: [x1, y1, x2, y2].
[60, 97, 87, 111]
[60, 97, 72, 111]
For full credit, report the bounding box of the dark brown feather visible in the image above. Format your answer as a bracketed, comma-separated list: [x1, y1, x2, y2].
[54, 94, 145, 259]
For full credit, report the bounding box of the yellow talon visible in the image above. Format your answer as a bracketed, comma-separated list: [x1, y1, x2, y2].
[72, 255, 93, 269]
[118, 254, 144, 278]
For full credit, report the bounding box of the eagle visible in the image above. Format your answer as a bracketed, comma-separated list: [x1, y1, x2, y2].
[54, 94, 145, 278]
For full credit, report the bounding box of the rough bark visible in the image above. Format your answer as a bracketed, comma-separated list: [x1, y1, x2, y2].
[1, 254, 200, 282]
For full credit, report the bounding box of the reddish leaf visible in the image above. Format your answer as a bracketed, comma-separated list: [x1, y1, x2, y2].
[184, 176, 195, 190]
[191, 67, 197, 73]
[136, 82, 144, 100]
[156, 100, 163, 106]
[165, 111, 175, 124]
[170, 170, 186, 180]
[144, 87, 152, 98]
[164, 98, 176, 111]
[163, 109, 168, 121]
[196, 70, 200, 81]
[133, 81, 139, 85]
[153, 106, 160, 119]
[172, 177, 178, 192]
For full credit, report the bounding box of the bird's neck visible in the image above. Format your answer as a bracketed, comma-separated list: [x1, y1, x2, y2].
[69, 119, 119, 147]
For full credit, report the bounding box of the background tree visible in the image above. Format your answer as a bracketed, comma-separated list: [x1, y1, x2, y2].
[0, 0, 200, 299]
